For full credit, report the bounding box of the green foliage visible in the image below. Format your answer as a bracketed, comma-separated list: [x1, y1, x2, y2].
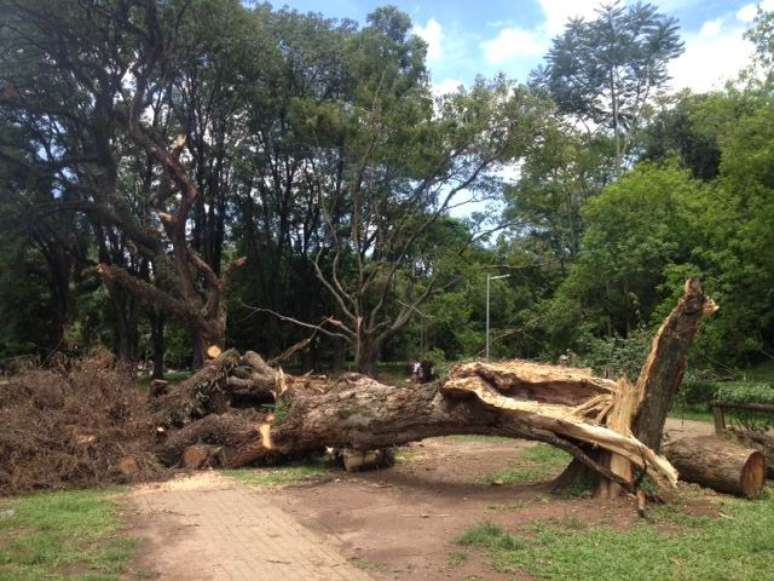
[534, 2, 683, 167]
[715, 382, 774, 430]
[576, 327, 653, 379]
[0, 488, 136, 580]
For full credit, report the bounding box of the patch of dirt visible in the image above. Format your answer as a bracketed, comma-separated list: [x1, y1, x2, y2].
[664, 417, 714, 440]
[270, 437, 643, 580]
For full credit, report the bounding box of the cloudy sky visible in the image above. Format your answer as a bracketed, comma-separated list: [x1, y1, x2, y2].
[272, 0, 772, 95]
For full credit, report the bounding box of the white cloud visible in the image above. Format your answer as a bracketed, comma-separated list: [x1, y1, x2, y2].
[737, 0, 774, 22]
[432, 78, 464, 97]
[481, 27, 546, 64]
[669, 24, 754, 92]
[413, 18, 443, 62]
[737, 3, 758, 22]
[537, 0, 603, 36]
[699, 18, 723, 37]
[480, 0, 601, 67]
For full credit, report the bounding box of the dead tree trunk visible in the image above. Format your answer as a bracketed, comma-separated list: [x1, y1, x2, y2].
[664, 435, 767, 498]
[729, 430, 774, 478]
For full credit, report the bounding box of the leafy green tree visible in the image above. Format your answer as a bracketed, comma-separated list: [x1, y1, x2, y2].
[542, 162, 704, 350]
[533, 2, 683, 170]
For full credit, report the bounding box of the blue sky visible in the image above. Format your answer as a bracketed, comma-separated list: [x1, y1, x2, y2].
[268, 0, 773, 94]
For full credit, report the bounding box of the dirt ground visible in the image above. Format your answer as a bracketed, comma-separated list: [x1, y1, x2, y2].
[125, 419, 713, 581]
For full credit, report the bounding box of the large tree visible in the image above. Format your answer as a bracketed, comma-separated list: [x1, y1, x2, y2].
[533, 1, 683, 171]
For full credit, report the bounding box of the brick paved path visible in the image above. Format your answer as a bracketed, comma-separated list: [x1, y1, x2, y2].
[130, 473, 371, 580]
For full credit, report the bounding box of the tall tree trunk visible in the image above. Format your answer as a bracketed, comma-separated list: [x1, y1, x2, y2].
[355, 335, 380, 376]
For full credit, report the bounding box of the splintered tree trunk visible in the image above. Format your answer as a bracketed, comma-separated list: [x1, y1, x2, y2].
[153, 355, 678, 493]
[554, 278, 717, 494]
[633, 278, 718, 451]
[664, 435, 767, 498]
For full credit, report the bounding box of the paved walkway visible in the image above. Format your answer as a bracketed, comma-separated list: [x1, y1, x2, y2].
[129, 473, 370, 581]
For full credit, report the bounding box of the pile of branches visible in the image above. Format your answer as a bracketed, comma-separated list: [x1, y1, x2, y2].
[0, 350, 160, 495]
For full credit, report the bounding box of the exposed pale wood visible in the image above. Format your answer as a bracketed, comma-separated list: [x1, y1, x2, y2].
[730, 429, 774, 478]
[600, 377, 644, 498]
[441, 371, 676, 488]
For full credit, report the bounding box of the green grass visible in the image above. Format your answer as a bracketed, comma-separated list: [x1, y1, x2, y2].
[448, 551, 468, 567]
[481, 444, 572, 485]
[224, 459, 329, 487]
[456, 490, 774, 580]
[0, 488, 136, 580]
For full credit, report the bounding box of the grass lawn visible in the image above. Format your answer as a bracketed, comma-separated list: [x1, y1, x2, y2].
[224, 458, 330, 487]
[481, 444, 572, 485]
[0, 488, 136, 580]
[456, 488, 774, 580]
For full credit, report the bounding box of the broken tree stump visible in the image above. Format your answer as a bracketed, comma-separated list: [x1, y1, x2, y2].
[554, 278, 717, 494]
[664, 435, 767, 498]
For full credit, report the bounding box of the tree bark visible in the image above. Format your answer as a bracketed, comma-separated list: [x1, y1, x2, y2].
[633, 278, 718, 451]
[664, 435, 767, 498]
[729, 429, 774, 478]
[150, 312, 165, 380]
[154, 355, 678, 492]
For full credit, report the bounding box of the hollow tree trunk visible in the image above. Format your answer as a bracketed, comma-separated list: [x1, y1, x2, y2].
[664, 435, 767, 498]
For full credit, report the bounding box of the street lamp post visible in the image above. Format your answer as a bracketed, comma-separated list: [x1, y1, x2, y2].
[486, 273, 510, 361]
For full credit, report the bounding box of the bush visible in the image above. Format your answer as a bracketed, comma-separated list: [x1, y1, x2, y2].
[676, 381, 721, 409]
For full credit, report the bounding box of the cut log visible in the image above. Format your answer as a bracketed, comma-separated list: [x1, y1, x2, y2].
[664, 435, 767, 498]
[730, 429, 774, 478]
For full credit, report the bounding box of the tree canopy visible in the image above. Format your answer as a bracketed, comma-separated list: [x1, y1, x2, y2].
[0, 0, 772, 377]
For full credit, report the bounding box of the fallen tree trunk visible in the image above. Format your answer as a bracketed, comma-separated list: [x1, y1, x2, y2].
[664, 435, 767, 498]
[151, 278, 724, 499]
[154, 361, 677, 491]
